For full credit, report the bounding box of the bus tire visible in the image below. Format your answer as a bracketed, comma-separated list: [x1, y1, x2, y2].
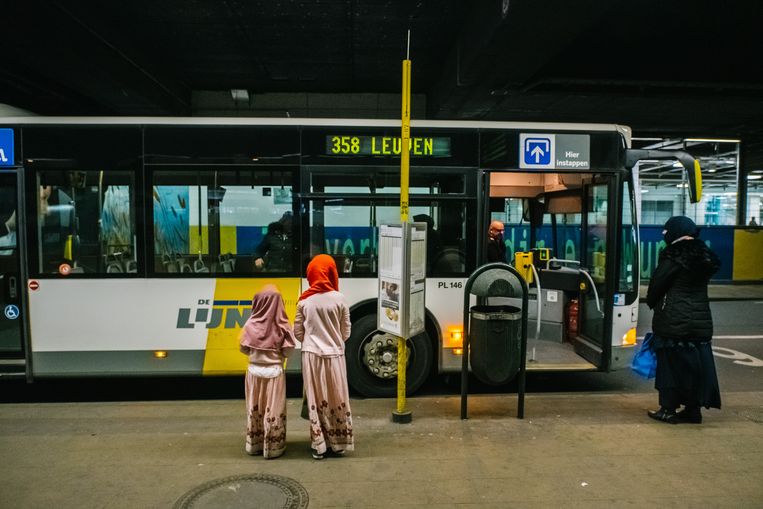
[345, 313, 433, 398]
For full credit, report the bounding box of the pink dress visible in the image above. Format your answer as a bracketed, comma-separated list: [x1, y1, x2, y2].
[240, 286, 296, 459]
[294, 290, 354, 455]
[244, 349, 290, 458]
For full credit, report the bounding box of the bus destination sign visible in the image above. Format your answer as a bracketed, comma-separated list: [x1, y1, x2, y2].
[326, 135, 451, 157]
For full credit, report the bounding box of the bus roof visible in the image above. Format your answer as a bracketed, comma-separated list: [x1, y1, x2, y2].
[0, 116, 632, 147]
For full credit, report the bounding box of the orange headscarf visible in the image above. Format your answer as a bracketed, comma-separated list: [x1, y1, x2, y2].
[299, 254, 339, 301]
[239, 284, 296, 353]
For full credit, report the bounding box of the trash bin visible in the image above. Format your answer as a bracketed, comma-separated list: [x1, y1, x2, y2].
[469, 304, 522, 385]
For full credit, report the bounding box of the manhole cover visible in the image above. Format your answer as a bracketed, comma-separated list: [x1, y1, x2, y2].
[174, 474, 309, 509]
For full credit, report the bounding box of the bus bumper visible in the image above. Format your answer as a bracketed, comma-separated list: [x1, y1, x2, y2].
[610, 343, 637, 371]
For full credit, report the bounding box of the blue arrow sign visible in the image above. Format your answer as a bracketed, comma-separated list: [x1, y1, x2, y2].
[524, 138, 551, 165]
[519, 133, 555, 169]
[0, 129, 14, 167]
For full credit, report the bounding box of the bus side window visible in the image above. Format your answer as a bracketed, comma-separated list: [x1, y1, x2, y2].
[152, 169, 297, 275]
[37, 171, 136, 275]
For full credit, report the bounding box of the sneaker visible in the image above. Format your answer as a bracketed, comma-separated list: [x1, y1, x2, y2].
[311, 450, 324, 460]
[647, 407, 678, 424]
[675, 406, 702, 424]
[330, 449, 345, 457]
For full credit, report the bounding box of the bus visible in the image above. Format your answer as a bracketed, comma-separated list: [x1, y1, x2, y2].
[0, 118, 700, 396]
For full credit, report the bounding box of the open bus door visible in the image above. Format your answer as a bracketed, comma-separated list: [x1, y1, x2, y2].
[0, 169, 30, 379]
[575, 175, 619, 370]
[487, 170, 627, 372]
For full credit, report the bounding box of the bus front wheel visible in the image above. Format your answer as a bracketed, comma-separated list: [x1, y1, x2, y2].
[346, 314, 433, 398]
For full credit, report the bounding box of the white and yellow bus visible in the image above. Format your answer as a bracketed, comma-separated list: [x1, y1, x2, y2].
[0, 118, 699, 396]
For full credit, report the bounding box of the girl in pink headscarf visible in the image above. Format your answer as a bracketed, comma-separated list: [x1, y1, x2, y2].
[240, 284, 296, 458]
[295, 254, 354, 459]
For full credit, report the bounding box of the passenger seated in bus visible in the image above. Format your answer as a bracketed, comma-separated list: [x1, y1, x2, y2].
[413, 213, 442, 272]
[0, 210, 15, 255]
[253, 212, 294, 272]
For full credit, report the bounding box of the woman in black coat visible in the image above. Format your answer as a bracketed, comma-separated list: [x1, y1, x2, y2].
[645, 216, 722, 424]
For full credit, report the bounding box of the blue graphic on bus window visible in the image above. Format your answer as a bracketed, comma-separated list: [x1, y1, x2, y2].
[0, 129, 14, 166]
[317, 224, 733, 281]
[153, 186, 189, 256]
[523, 138, 551, 166]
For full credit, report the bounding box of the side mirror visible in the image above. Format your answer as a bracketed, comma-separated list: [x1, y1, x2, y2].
[625, 149, 702, 203]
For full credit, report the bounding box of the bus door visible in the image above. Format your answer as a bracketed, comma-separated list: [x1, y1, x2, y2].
[576, 176, 617, 369]
[0, 169, 29, 377]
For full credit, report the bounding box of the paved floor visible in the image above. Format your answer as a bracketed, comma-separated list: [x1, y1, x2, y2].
[2, 391, 762, 508]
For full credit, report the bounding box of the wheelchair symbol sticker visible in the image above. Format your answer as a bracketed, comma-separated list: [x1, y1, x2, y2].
[4, 304, 19, 320]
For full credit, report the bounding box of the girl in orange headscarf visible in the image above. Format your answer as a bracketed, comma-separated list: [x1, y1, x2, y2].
[295, 254, 354, 459]
[240, 284, 296, 458]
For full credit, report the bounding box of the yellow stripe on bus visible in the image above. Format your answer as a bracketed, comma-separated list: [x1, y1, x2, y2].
[202, 278, 301, 375]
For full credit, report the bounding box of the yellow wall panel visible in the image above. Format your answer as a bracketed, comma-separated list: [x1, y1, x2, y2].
[219, 225, 237, 254]
[189, 226, 209, 255]
[733, 229, 763, 281]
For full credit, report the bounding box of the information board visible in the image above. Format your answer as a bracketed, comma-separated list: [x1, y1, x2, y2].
[377, 222, 427, 338]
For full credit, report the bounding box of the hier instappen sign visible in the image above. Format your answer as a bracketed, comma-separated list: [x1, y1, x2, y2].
[519, 133, 590, 170]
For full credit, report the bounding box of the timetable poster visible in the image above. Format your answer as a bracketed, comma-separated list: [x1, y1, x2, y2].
[378, 224, 403, 335]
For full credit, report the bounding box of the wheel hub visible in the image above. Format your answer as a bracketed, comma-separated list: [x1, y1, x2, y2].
[361, 332, 409, 380]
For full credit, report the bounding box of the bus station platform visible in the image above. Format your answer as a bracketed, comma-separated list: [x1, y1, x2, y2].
[2, 390, 762, 508]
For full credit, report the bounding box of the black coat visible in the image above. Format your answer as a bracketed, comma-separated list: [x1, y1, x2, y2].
[646, 238, 720, 340]
[486, 237, 506, 263]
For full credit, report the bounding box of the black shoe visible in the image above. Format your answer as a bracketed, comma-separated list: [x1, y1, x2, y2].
[648, 407, 678, 424]
[675, 406, 702, 424]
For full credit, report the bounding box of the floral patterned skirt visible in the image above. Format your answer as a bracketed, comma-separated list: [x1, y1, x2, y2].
[244, 366, 287, 458]
[302, 352, 354, 455]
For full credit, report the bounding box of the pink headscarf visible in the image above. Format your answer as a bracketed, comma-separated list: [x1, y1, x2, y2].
[239, 284, 296, 354]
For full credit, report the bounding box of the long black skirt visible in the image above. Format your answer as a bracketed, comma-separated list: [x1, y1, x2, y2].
[654, 338, 721, 410]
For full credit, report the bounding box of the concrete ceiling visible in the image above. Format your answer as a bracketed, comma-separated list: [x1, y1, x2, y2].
[3, 0, 762, 144]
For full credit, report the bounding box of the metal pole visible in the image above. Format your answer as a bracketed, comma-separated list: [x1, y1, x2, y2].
[392, 35, 413, 424]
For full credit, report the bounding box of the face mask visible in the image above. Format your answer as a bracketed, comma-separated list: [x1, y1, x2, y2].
[494, 232, 503, 242]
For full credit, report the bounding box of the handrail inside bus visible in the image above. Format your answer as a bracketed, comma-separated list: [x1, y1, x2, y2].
[624, 149, 702, 203]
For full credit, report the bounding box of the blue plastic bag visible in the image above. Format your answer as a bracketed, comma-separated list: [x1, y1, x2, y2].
[631, 332, 656, 378]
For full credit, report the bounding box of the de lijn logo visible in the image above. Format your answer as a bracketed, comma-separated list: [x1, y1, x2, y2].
[0, 129, 14, 167]
[520, 133, 555, 169]
[176, 299, 252, 329]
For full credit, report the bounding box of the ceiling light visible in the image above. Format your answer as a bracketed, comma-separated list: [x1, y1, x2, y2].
[685, 138, 741, 143]
[676, 183, 687, 188]
[708, 169, 716, 173]
[748, 175, 762, 180]
[231, 89, 249, 103]
[640, 189, 649, 193]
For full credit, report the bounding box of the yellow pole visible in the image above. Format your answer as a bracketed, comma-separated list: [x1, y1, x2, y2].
[393, 54, 412, 423]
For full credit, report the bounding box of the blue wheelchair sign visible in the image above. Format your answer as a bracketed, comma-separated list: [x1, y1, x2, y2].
[4, 304, 19, 320]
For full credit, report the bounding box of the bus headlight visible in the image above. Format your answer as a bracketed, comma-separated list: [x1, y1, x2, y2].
[446, 328, 463, 348]
[622, 328, 637, 346]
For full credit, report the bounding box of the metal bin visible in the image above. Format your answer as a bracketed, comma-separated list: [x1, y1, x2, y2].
[469, 304, 522, 385]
